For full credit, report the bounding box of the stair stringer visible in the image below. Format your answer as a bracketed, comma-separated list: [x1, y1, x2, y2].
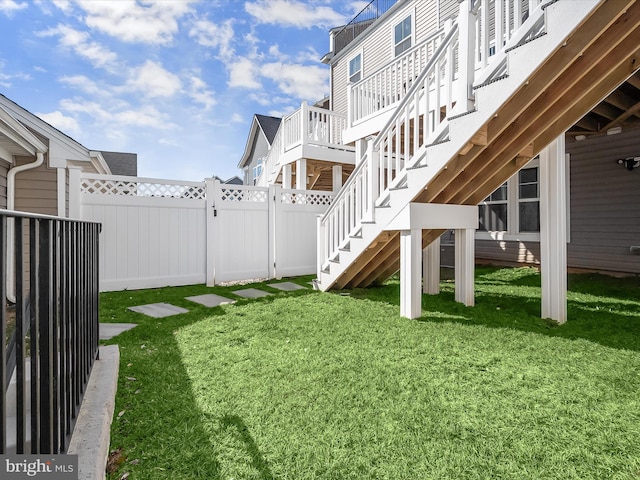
[317, 0, 603, 291]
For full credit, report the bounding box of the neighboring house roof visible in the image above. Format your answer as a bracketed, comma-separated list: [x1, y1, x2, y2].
[101, 151, 138, 176]
[0, 93, 111, 173]
[238, 114, 282, 169]
[213, 175, 244, 185]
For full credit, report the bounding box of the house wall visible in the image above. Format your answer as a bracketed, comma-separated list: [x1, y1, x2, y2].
[565, 129, 640, 274]
[331, 0, 444, 116]
[0, 159, 9, 209]
[474, 128, 640, 274]
[14, 155, 58, 216]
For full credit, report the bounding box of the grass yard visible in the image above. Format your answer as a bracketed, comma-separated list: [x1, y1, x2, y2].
[102, 267, 640, 479]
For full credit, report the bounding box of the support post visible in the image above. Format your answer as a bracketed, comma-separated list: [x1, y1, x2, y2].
[454, 228, 475, 306]
[296, 159, 307, 190]
[365, 139, 377, 223]
[316, 214, 325, 283]
[205, 178, 217, 286]
[539, 135, 567, 323]
[400, 229, 422, 319]
[332, 165, 343, 193]
[67, 167, 82, 220]
[282, 164, 292, 189]
[423, 237, 441, 294]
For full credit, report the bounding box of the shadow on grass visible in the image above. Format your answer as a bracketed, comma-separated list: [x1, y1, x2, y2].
[218, 415, 275, 480]
[104, 308, 227, 479]
[342, 266, 640, 352]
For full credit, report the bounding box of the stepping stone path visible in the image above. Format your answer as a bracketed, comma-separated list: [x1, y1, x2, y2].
[128, 302, 189, 318]
[231, 288, 272, 299]
[127, 283, 307, 318]
[186, 294, 236, 307]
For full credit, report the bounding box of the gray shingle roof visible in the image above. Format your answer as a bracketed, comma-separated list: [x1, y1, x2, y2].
[101, 151, 138, 176]
[255, 114, 281, 145]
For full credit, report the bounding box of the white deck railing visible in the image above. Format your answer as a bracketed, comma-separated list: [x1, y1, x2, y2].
[348, 27, 446, 125]
[256, 103, 354, 187]
[320, 0, 548, 270]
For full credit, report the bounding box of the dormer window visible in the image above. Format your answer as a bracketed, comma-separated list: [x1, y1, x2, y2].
[349, 53, 362, 83]
[394, 15, 412, 56]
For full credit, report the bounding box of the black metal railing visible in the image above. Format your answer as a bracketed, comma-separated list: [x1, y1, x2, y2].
[0, 209, 101, 454]
[333, 0, 399, 55]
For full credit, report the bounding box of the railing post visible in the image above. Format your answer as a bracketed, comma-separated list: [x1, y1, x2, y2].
[365, 139, 378, 223]
[68, 167, 82, 219]
[300, 101, 308, 145]
[453, 0, 477, 116]
[316, 214, 325, 281]
[205, 178, 216, 287]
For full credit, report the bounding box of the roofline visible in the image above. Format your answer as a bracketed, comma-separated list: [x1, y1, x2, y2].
[0, 94, 90, 159]
[0, 104, 49, 155]
[89, 150, 113, 174]
[238, 114, 282, 169]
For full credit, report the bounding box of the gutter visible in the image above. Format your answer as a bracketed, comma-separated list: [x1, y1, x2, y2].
[6, 151, 46, 302]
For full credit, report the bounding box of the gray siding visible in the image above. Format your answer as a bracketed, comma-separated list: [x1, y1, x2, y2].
[245, 132, 270, 185]
[566, 129, 640, 274]
[14, 155, 58, 216]
[475, 129, 640, 274]
[0, 159, 9, 209]
[332, 1, 443, 116]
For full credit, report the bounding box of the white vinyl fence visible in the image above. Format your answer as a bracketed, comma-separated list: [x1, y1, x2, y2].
[77, 174, 332, 291]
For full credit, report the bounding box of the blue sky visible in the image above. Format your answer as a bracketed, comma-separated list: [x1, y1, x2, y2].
[0, 0, 364, 181]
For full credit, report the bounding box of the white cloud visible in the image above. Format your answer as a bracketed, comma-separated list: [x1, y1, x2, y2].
[245, 0, 346, 28]
[59, 74, 102, 95]
[189, 19, 235, 60]
[0, 0, 27, 15]
[127, 60, 182, 98]
[230, 113, 244, 123]
[36, 110, 81, 135]
[76, 0, 195, 45]
[187, 75, 216, 110]
[261, 62, 328, 100]
[38, 24, 118, 70]
[228, 57, 261, 90]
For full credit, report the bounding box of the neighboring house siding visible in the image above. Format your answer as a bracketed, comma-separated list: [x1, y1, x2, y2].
[566, 129, 640, 274]
[245, 133, 270, 185]
[0, 159, 9, 209]
[14, 156, 58, 216]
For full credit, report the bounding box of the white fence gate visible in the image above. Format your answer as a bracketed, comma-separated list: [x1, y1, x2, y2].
[77, 174, 332, 291]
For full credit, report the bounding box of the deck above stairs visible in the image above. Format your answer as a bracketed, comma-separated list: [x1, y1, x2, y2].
[317, 0, 640, 293]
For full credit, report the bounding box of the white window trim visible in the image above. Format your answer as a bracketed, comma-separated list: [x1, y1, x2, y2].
[348, 49, 363, 84]
[476, 158, 541, 242]
[391, 8, 416, 58]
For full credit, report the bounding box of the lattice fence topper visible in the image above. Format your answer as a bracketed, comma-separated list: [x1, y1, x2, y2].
[81, 177, 206, 199]
[281, 191, 333, 206]
[220, 187, 268, 203]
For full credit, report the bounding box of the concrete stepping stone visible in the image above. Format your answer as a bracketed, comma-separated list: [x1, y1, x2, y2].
[232, 288, 271, 299]
[100, 323, 137, 340]
[128, 303, 188, 318]
[186, 293, 236, 307]
[268, 282, 306, 292]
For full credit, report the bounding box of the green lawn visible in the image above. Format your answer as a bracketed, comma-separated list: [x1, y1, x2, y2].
[102, 267, 640, 479]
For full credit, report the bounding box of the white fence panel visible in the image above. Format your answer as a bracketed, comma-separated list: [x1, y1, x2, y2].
[212, 184, 270, 284]
[80, 175, 207, 291]
[275, 189, 333, 278]
[76, 174, 333, 291]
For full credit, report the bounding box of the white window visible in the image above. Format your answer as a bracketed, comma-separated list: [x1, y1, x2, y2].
[349, 53, 362, 83]
[252, 157, 264, 184]
[394, 15, 412, 56]
[477, 159, 541, 237]
[518, 167, 540, 233]
[479, 182, 508, 232]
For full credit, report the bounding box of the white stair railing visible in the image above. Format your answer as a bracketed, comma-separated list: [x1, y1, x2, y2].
[348, 26, 446, 125]
[319, 0, 549, 277]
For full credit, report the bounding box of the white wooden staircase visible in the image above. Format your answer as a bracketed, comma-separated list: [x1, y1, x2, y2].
[316, 0, 640, 299]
